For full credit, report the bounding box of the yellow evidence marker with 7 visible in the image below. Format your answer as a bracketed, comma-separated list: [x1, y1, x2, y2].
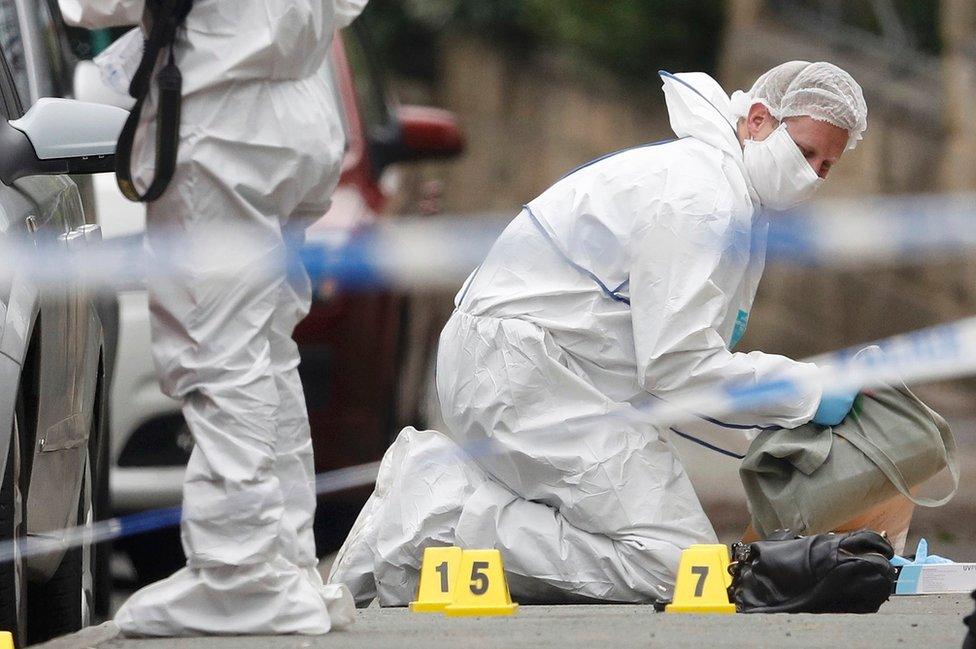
[444, 549, 518, 617]
[410, 546, 464, 612]
[665, 544, 737, 614]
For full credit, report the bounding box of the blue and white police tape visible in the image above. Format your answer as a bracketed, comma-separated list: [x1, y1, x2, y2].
[0, 215, 511, 294]
[769, 192, 976, 266]
[3, 192, 976, 295]
[524, 314, 976, 459]
[0, 461, 382, 565]
[0, 313, 971, 565]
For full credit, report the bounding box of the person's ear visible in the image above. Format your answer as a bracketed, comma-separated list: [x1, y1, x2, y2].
[746, 103, 776, 140]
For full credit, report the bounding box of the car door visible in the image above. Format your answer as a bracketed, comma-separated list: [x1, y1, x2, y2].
[0, 54, 39, 480]
[0, 1, 97, 560]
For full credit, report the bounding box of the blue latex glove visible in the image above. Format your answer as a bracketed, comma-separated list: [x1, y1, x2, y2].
[890, 538, 954, 567]
[812, 387, 859, 426]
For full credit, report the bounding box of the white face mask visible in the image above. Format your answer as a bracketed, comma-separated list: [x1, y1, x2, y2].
[742, 123, 823, 211]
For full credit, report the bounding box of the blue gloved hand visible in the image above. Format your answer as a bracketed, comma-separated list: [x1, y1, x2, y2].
[890, 538, 954, 567]
[812, 387, 859, 426]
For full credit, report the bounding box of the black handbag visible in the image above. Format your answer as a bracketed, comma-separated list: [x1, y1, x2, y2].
[729, 530, 897, 614]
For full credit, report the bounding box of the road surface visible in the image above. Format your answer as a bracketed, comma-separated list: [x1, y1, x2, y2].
[35, 595, 974, 649]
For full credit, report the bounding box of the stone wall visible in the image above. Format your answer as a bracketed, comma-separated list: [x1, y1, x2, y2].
[404, 37, 672, 215]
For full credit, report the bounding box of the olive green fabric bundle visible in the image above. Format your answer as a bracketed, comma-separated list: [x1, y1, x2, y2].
[739, 377, 958, 538]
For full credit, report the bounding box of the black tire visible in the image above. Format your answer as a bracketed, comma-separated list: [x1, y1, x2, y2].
[26, 538, 84, 644]
[25, 372, 106, 643]
[25, 471, 89, 644]
[0, 391, 26, 646]
[92, 370, 112, 619]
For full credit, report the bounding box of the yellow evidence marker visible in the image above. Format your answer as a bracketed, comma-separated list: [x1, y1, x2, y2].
[444, 549, 518, 617]
[665, 544, 737, 614]
[410, 546, 464, 612]
[0, 631, 12, 649]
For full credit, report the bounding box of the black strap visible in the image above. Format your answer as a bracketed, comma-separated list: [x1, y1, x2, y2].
[115, 0, 193, 203]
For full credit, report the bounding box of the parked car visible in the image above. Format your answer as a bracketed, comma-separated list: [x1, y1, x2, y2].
[0, 0, 124, 643]
[69, 22, 464, 582]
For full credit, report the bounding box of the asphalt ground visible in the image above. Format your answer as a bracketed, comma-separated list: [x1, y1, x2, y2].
[34, 595, 975, 649]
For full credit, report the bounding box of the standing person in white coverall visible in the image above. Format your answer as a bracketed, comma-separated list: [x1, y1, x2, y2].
[59, 0, 366, 635]
[329, 62, 869, 605]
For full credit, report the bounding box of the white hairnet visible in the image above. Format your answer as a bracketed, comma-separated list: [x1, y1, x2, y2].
[730, 61, 867, 150]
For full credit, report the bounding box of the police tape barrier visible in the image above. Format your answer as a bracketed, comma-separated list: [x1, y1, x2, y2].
[0, 215, 511, 294]
[0, 314, 972, 566]
[3, 193, 976, 295]
[770, 192, 976, 267]
[0, 461, 381, 566]
[623, 315, 976, 438]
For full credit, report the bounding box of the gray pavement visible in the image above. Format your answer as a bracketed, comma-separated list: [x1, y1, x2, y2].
[34, 596, 974, 649]
[70, 380, 976, 649]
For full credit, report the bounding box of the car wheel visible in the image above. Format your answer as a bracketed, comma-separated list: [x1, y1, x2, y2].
[92, 371, 112, 618]
[0, 392, 27, 646]
[26, 409, 99, 643]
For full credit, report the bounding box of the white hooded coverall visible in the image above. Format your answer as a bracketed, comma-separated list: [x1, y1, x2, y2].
[328, 72, 824, 605]
[59, 0, 366, 635]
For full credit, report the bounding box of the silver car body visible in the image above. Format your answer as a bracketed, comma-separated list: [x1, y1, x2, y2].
[0, 0, 106, 580]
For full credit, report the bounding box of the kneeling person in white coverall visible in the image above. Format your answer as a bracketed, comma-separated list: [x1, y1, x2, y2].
[60, 0, 366, 635]
[329, 62, 869, 605]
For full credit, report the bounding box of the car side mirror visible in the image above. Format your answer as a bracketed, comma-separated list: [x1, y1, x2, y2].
[396, 106, 464, 161]
[370, 105, 464, 173]
[0, 98, 128, 184]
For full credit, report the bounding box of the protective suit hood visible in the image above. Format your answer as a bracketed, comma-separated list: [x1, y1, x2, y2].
[660, 71, 741, 158]
[660, 71, 756, 203]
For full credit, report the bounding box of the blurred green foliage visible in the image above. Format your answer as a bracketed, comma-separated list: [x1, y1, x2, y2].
[362, 0, 942, 84]
[771, 0, 941, 55]
[360, 0, 725, 82]
[888, 0, 941, 54]
[521, 1, 725, 78]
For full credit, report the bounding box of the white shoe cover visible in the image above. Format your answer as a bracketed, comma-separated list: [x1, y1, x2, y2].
[114, 558, 355, 636]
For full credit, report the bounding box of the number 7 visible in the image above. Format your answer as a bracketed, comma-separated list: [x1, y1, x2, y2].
[691, 565, 709, 597]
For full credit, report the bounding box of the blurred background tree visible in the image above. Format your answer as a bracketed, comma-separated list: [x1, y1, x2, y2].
[768, 0, 941, 55]
[361, 0, 726, 83]
[362, 0, 941, 84]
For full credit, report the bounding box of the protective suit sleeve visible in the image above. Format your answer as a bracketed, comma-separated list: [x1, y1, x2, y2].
[334, 0, 368, 28]
[629, 201, 821, 429]
[58, 0, 144, 28]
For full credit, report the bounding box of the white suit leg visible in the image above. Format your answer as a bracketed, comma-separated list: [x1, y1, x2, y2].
[328, 427, 486, 607]
[436, 310, 717, 603]
[268, 244, 317, 569]
[113, 88, 353, 635]
[148, 200, 288, 574]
